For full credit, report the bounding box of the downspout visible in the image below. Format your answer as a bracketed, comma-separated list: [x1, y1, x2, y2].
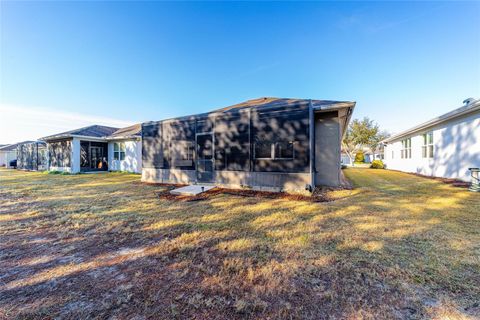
[309, 100, 315, 192]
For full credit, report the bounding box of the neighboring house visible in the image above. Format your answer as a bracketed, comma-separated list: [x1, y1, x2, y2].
[364, 147, 384, 163]
[40, 124, 142, 173]
[0, 141, 34, 167]
[383, 98, 480, 182]
[107, 124, 142, 173]
[142, 97, 355, 191]
[16, 141, 48, 171]
[341, 152, 352, 166]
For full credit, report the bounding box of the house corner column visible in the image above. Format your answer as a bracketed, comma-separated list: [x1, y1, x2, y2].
[309, 100, 315, 190]
[71, 138, 81, 173]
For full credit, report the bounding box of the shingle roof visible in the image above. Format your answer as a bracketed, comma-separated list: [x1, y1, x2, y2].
[41, 125, 119, 141]
[212, 97, 354, 113]
[144, 97, 355, 126]
[106, 123, 142, 139]
[0, 141, 35, 151]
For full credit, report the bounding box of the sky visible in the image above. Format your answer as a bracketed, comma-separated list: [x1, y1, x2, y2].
[1, 1, 479, 144]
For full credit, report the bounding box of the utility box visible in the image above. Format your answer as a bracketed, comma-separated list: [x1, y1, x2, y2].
[469, 168, 480, 192]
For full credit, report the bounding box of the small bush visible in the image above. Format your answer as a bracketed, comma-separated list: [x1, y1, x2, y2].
[354, 152, 365, 163]
[370, 160, 384, 169]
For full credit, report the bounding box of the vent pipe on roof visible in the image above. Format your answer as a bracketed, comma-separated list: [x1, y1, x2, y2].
[463, 98, 477, 106]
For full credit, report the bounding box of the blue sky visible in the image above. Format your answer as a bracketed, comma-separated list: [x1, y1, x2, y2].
[1, 1, 479, 143]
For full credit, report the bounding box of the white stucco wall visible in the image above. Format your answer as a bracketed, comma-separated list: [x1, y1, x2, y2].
[0, 151, 5, 166]
[0, 150, 16, 167]
[5, 151, 17, 168]
[384, 111, 480, 182]
[108, 139, 142, 173]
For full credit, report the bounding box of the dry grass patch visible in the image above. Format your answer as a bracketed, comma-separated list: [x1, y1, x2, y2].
[0, 168, 479, 319]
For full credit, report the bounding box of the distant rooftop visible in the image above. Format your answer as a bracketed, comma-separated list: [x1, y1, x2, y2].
[0, 141, 35, 151]
[107, 123, 142, 139]
[41, 125, 119, 141]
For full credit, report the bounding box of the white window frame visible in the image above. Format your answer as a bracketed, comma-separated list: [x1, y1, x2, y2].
[114, 142, 126, 161]
[422, 132, 434, 158]
[254, 141, 296, 160]
[401, 138, 411, 159]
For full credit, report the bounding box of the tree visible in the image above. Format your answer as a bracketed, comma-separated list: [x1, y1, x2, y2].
[368, 130, 390, 157]
[342, 117, 389, 165]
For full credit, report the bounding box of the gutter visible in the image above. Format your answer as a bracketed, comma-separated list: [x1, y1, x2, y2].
[43, 134, 142, 142]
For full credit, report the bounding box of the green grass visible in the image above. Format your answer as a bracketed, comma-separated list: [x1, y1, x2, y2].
[0, 167, 479, 319]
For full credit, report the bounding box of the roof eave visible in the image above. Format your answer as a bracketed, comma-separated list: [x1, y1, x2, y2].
[383, 101, 480, 143]
[313, 101, 356, 137]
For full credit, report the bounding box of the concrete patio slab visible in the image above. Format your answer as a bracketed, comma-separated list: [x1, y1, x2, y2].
[170, 185, 215, 196]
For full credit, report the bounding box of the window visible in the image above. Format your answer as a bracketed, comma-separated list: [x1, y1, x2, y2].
[401, 138, 411, 159]
[422, 132, 434, 158]
[275, 141, 295, 159]
[255, 142, 274, 159]
[171, 140, 194, 166]
[114, 142, 126, 161]
[254, 141, 295, 159]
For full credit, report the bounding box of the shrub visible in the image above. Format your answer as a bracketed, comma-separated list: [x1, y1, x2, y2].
[354, 152, 365, 163]
[370, 160, 384, 169]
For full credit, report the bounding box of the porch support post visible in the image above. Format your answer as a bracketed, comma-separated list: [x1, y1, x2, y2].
[309, 100, 315, 191]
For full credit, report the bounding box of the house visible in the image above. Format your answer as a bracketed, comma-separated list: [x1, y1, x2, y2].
[364, 147, 384, 163]
[16, 141, 48, 171]
[383, 98, 480, 182]
[40, 124, 142, 173]
[106, 124, 143, 173]
[142, 97, 355, 192]
[0, 141, 34, 167]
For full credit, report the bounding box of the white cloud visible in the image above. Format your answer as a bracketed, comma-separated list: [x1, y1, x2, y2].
[0, 104, 135, 144]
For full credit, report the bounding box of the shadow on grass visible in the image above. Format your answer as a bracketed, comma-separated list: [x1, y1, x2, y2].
[0, 168, 479, 319]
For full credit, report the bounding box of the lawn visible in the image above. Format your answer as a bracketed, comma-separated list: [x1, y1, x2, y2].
[0, 168, 479, 319]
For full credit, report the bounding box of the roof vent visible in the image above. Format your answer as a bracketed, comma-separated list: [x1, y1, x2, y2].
[463, 97, 477, 106]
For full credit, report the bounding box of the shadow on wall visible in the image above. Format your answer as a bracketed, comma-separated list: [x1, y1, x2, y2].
[112, 143, 140, 173]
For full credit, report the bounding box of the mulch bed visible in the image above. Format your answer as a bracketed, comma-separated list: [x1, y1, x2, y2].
[410, 173, 470, 188]
[155, 185, 350, 203]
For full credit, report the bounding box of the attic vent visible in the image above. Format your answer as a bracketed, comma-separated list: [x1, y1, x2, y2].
[463, 97, 477, 106]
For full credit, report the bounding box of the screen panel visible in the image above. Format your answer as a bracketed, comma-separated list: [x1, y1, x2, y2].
[251, 105, 309, 173]
[214, 111, 250, 171]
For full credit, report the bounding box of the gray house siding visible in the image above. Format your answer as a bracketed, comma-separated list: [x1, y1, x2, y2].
[315, 112, 341, 187]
